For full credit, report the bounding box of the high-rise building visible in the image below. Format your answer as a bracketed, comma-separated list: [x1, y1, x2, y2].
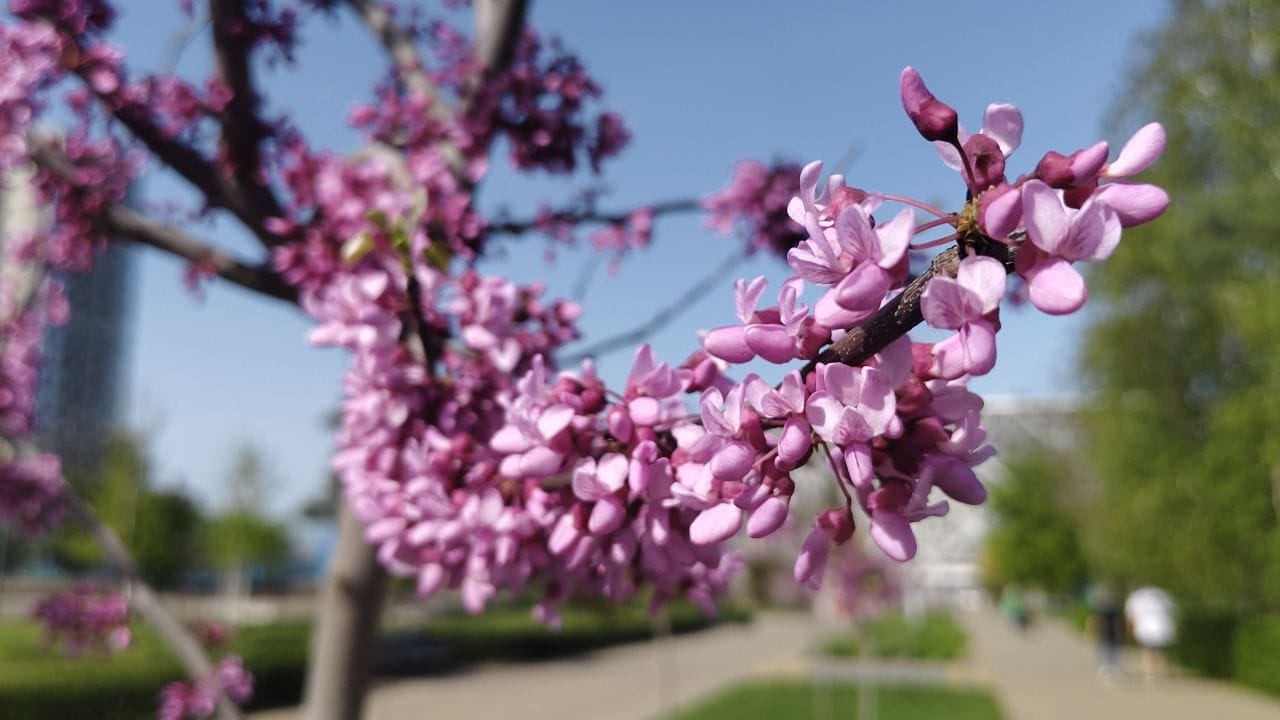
[0, 165, 133, 481]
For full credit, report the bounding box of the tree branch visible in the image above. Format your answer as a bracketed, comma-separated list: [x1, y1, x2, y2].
[61, 488, 246, 720]
[209, 0, 287, 232]
[29, 139, 298, 304]
[488, 198, 703, 237]
[811, 235, 1020, 370]
[472, 0, 529, 81]
[342, 0, 447, 111]
[559, 249, 745, 365]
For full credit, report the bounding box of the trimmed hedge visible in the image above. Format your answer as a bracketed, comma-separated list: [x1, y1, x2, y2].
[0, 602, 749, 719]
[1168, 610, 1239, 679]
[1233, 614, 1280, 697]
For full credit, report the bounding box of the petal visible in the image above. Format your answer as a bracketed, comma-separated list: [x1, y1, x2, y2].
[734, 276, 768, 324]
[833, 407, 873, 447]
[834, 263, 893, 313]
[870, 511, 917, 562]
[1104, 122, 1166, 178]
[874, 207, 915, 268]
[929, 333, 968, 381]
[690, 503, 742, 545]
[798, 160, 823, 212]
[519, 446, 563, 477]
[747, 496, 789, 538]
[978, 183, 1022, 240]
[814, 288, 873, 329]
[959, 320, 997, 377]
[1093, 182, 1169, 228]
[1021, 180, 1069, 254]
[710, 441, 755, 481]
[1060, 199, 1121, 262]
[776, 417, 813, 469]
[956, 255, 1006, 314]
[1026, 257, 1087, 315]
[932, 458, 987, 505]
[536, 403, 574, 440]
[744, 324, 796, 364]
[1070, 141, 1110, 182]
[793, 526, 832, 587]
[921, 276, 979, 330]
[843, 442, 874, 491]
[981, 103, 1024, 156]
[588, 497, 626, 535]
[703, 325, 755, 364]
[628, 396, 662, 425]
[835, 203, 876, 262]
[597, 452, 629, 492]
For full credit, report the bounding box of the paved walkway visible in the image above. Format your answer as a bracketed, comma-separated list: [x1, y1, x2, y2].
[253, 612, 813, 720]
[962, 608, 1280, 720]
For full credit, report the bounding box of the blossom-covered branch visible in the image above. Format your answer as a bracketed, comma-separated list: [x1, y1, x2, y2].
[29, 138, 297, 303]
[209, 0, 287, 231]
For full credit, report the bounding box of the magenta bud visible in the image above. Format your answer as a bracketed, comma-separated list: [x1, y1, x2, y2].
[900, 67, 959, 143]
[963, 134, 1006, 191]
[1035, 151, 1076, 188]
[817, 507, 856, 544]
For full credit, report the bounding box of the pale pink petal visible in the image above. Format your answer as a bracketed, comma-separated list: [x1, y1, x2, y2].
[744, 324, 795, 363]
[856, 367, 897, 435]
[798, 160, 823, 213]
[747, 496, 789, 538]
[703, 325, 755, 364]
[978, 183, 1022, 239]
[1060, 199, 1121, 262]
[874, 207, 915, 268]
[1071, 141, 1110, 181]
[519, 446, 563, 477]
[843, 442, 874, 490]
[956, 256, 1006, 314]
[1104, 122, 1166, 178]
[833, 407, 873, 447]
[597, 453, 629, 492]
[834, 263, 893, 313]
[690, 503, 742, 545]
[959, 319, 997, 377]
[981, 103, 1024, 156]
[734, 276, 768, 323]
[814, 289, 874, 329]
[776, 417, 813, 469]
[588, 497, 626, 535]
[870, 511, 917, 562]
[536, 403, 574, 440]
[628, 396, 662, 425]
[548, 513, 579, 555]
[1025, 257, 1087, 315]
[1093, 182, 1169, 228]
[929, 333, 968, 381]
[835, 203, 876, 262]
[1021, 180, 1069, 254]
[793, 526, 832, 588]
[921, 276, 978, 330]
[709, 441, 755, 481]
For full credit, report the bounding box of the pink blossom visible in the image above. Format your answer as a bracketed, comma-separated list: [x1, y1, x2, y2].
[1015, 180, 1121, 315]
[921, 256, 1005, 379]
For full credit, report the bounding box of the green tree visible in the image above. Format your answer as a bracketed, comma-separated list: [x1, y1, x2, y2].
[53, 434, 204, 588]
[985, 452, 1088, 595]
[1082, 0, 1280, 612]
[204, 442, 291, 596]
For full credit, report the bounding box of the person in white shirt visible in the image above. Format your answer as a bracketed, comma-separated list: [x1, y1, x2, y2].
[1125, 585, 1177, 681]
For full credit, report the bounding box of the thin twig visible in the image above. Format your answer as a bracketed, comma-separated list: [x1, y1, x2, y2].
[558, 249, 746, 365]
[489, 198, 703, 237]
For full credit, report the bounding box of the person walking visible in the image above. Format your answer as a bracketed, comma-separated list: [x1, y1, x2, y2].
[1086, 584, 1124, 684]
[1125, 585, 1177, 682]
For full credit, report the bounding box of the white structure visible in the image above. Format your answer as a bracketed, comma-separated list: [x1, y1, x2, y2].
[906, 395, 1081, 609]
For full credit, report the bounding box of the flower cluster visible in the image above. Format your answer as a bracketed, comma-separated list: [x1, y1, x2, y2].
[157, 655, 253, 720]
[31, 585, 131, 655]
[703, 159, 807, 256]
[0, 452, 65, 532]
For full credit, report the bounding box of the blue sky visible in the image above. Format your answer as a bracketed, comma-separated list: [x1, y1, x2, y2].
[102, 1, 1168, 514]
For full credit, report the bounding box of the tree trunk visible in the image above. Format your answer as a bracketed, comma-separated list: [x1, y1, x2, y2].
[301, 505, 388, 720]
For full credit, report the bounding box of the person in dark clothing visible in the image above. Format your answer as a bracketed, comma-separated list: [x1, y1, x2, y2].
[1087, 585, 1124, 682]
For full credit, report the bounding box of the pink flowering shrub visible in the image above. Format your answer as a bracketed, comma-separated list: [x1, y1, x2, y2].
[0, 1, 1170, 714]
[31, 584, 132, 655]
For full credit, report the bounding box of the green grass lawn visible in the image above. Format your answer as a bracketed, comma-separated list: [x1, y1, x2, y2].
[823, 611, 967, 660]
[0, 600, 749, 719]
[677, 681, 1003, 720]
